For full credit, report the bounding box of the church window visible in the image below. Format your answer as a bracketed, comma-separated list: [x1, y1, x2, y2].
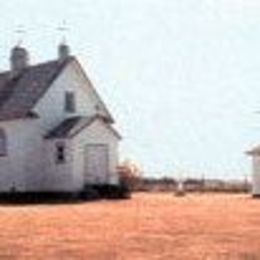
[0, 129, 7, 156]
[65, 91, 76, 113]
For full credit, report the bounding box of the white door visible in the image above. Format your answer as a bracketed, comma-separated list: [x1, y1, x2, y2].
[84, 144, 109, 184]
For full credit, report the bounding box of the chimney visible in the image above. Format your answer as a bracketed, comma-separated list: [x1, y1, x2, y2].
[58, 43, 70, 62]
[10, 46, 29, 75]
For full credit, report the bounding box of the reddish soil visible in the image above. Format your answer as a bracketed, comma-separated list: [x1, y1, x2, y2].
[0, 193, 260, 259]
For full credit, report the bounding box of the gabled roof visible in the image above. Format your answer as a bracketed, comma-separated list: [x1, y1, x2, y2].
[45, 116, 93, 139]
[0, 57, 72, 121]
[45, 115, 121, 139]
[247, 145, 260, 156]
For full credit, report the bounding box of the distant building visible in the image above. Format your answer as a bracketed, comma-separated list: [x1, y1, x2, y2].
[0, 43, 121, 193]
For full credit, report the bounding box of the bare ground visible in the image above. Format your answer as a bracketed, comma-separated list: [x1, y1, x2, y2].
[0, 193, 260, 259]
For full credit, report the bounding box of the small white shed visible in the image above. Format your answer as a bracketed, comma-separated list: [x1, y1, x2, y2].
[247, 146, 260, 197]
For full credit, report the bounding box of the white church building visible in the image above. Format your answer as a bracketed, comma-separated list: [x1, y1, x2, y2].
[0, 43, 121, 193]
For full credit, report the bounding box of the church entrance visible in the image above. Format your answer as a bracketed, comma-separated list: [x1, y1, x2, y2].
[84, 144, 109, 184]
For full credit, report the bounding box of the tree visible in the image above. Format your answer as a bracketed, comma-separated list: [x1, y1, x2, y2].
[117, 160, 141, 190]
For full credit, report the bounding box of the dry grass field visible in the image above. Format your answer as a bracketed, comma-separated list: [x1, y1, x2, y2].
[0, 193, 260, 259]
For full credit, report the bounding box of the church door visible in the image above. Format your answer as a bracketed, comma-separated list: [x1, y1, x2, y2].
[84, 144, 109, 184]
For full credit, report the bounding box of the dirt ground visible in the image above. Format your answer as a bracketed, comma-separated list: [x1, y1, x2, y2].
[0, 193, 260, 259]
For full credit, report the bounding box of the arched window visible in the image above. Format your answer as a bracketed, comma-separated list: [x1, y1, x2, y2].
[0, 129, 7, 156]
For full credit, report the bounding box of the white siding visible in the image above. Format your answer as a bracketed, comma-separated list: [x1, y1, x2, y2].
[42, 139, 76, 191]
[0, 119, 45, 192]
[0, 117, 120, 192]
[33, 60, 110, 132]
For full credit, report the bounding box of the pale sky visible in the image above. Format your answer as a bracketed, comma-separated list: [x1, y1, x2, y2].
[0, 0, 260, 180]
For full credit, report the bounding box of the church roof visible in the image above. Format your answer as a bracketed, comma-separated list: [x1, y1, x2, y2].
[45, 115, 121, 139]
[0, 57, 73, 121]
[247, 145, 260, 156]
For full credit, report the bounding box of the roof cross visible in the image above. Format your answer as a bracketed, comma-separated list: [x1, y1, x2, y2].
[57, 20, 69, 44]
[15, 25, 26, 46]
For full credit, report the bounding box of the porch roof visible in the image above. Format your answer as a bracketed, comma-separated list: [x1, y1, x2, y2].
[45, 115, 121, 139]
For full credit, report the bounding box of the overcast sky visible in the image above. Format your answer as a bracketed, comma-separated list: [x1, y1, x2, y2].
[0, 0, 260, 179]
